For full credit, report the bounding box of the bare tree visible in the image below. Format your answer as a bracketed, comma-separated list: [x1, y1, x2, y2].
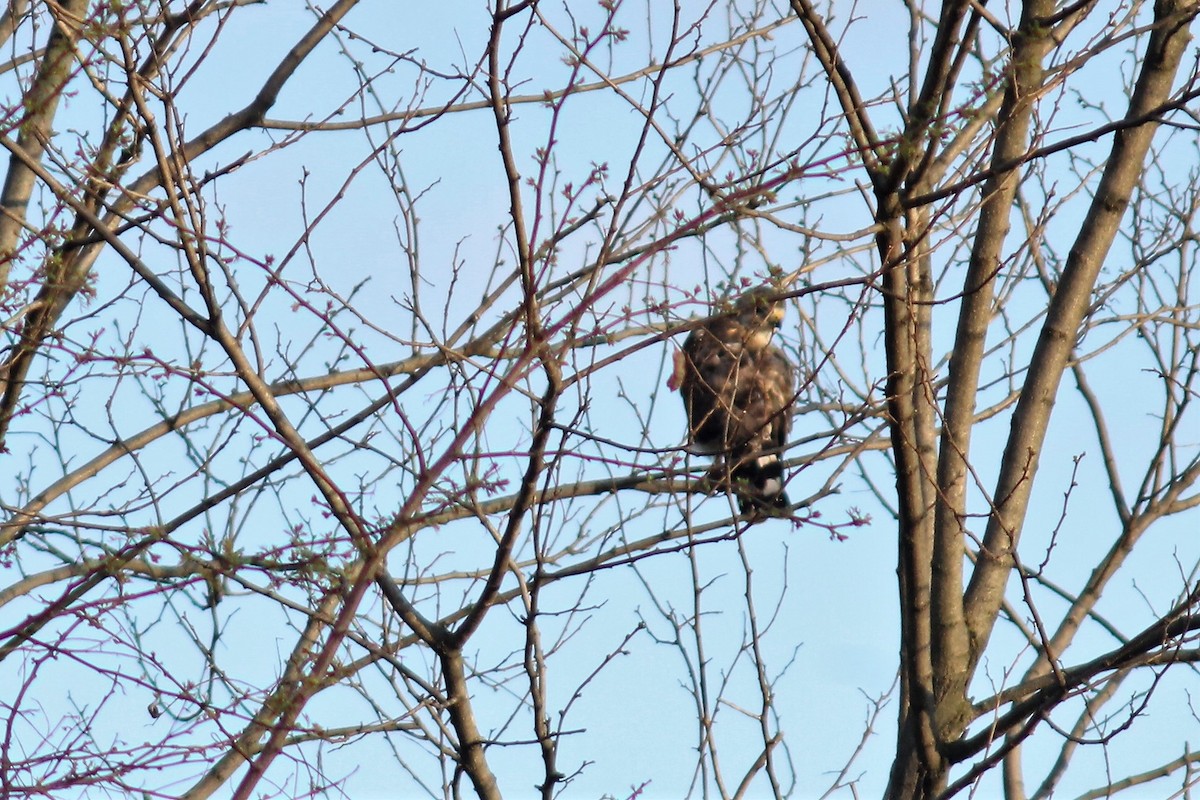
[1, 1, 1198, 799]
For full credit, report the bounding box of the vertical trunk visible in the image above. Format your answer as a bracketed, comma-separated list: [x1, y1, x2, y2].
[882, 2, 974, 794]
[881, 202, 940, 798]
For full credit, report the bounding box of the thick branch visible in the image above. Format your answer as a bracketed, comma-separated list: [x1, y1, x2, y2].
[0, 0, 86, 286]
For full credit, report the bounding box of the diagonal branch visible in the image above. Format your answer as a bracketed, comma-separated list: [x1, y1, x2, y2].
[963, 0, 1200, 664]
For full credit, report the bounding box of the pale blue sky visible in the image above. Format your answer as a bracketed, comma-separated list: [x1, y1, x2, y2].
[2, 2, 1198, 798]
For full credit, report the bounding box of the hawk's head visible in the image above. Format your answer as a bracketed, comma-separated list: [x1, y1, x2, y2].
[734, 287, 785, 348]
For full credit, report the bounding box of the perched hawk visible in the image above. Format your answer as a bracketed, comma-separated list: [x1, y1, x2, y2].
[669, 288, 795, 513]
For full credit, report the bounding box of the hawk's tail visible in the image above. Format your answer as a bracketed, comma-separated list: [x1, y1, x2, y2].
[731, 452, 790, 514]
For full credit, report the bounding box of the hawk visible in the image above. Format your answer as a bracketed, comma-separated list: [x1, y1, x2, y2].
[669, 287, 795, 513]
